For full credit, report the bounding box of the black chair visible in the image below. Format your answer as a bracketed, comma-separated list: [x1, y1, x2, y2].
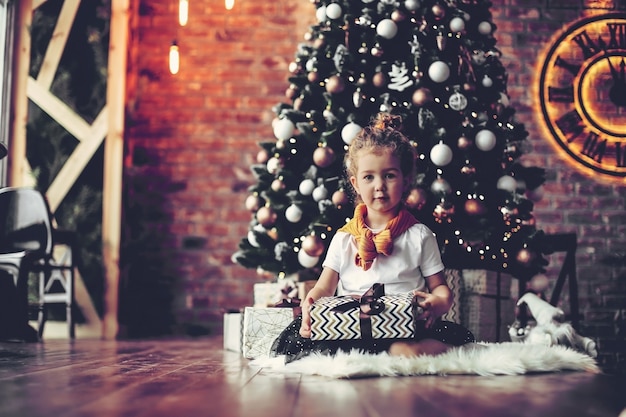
[0, 187, 76, 341]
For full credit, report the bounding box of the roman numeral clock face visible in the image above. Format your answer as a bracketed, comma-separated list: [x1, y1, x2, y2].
[538, 13, 626, 180]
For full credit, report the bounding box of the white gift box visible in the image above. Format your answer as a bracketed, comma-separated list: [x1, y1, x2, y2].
[253, 278, 317, 307]
[223, 311, 243, 352]
[253, 282, 285, 307]
[242, 306, 296, 359]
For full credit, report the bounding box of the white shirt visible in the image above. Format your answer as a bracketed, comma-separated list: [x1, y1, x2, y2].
[322, 223, 444, 296]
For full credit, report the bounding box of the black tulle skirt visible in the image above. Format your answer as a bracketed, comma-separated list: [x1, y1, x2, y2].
[270, 315, 475, 363]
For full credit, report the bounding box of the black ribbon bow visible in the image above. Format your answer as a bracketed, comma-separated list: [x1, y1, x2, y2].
[331, 283, 386, 316]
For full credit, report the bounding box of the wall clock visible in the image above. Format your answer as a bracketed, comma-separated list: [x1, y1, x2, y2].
[537, 12, 626, 180]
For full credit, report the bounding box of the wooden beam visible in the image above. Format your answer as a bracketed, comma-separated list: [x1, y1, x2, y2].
[32, 0, 49, 10]
[102, 0, 130, 340]
[45, 107, 108, 211]
[8, 0, 32, 186]
[36, 0, 80, 89]
[27, 77, 94, 141]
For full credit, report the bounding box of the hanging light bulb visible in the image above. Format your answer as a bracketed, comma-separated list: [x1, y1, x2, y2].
[225, 0, 235, 10]
[169, 41, 180, 75]
[179, 0, 189, 26]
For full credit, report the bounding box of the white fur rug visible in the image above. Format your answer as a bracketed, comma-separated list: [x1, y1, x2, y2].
[250, 343, 599, 378]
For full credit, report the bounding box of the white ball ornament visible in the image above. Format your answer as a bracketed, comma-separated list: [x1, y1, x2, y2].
[499, 92, 510, 106]
[475, 129, 497, 151]
[376, 19, 398, 39]
[325, 3, 342, 19]
[247, 230, 260, 248]
[449, 17, 465, 33]
[299, 179, 316, 196]
[430, 142, 453, 167]
[404, 0, 420, 11]
[285, 204, 303, 223]
[482, 75, 493, 88]
[266, 157, 282, 174]
[353, 90, 363, 108]
[431, 178, 452, 194]
[273, 118, 295, 141]
[298, 249, 319, 268]
[316, 5, 327, 22]
[312, 185, 328, 202]
[428, 60, 450, 83]
[478, 21, 493, 35]
[497, 175, 517, 193]
[341, 122, 363, 145]
[305, 58, 316, 72]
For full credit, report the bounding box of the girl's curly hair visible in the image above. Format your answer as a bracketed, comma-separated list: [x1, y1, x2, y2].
[344, 112, 416, 182]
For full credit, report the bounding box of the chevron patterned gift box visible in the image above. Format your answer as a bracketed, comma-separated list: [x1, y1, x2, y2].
[310, 285, 418, 341]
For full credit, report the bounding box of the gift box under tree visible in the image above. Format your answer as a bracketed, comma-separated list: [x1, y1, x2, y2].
[242, 305, 299, 359]
[310, 284, 421, 341]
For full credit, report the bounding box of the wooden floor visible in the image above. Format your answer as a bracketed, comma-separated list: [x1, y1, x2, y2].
[0, 337, 624, 417]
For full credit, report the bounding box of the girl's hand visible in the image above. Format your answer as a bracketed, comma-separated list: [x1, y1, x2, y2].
[413, 290, 448, 329]
[299, 297, 314, 338]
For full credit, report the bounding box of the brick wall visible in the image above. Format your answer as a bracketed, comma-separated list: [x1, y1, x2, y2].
[125, 0, 625, 373]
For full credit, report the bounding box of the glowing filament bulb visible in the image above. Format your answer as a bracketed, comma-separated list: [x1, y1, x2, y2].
[225, 0, 234, 10]
[169, 42, 180, 75]
[179, 0, 189, 26]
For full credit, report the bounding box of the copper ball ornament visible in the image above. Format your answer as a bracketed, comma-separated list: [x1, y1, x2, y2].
[465, 199, 487, 216]
[256, 148, 269, 164]
[412, 87, 433, 106]
[529, 274, 550, 293]
[302, 234, 325, 257]
[391, 9, 406, 22]
[457, 134, 473, 150]
[432, 3, 446, 19]
[325, 75, 345, 94]
[245, 194, 263, 212]
[372, 72, 387, 88]
[332, 189, 349, 206]
[313, 146, 336, 168]
[405, 187, 428, 210]
[256, 206, 277, 228]
[271, 178, 286, 192]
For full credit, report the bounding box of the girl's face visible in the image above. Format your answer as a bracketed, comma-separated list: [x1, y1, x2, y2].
[350, 147, 408, 221]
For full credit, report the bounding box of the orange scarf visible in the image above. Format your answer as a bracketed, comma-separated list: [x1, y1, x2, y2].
[339, 203, 418, 271]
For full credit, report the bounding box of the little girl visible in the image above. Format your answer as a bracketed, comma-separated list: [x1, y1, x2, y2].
[271, 112, 475, 362]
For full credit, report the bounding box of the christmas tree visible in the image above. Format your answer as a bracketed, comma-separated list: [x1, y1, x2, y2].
[233, 0, 547, 282]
